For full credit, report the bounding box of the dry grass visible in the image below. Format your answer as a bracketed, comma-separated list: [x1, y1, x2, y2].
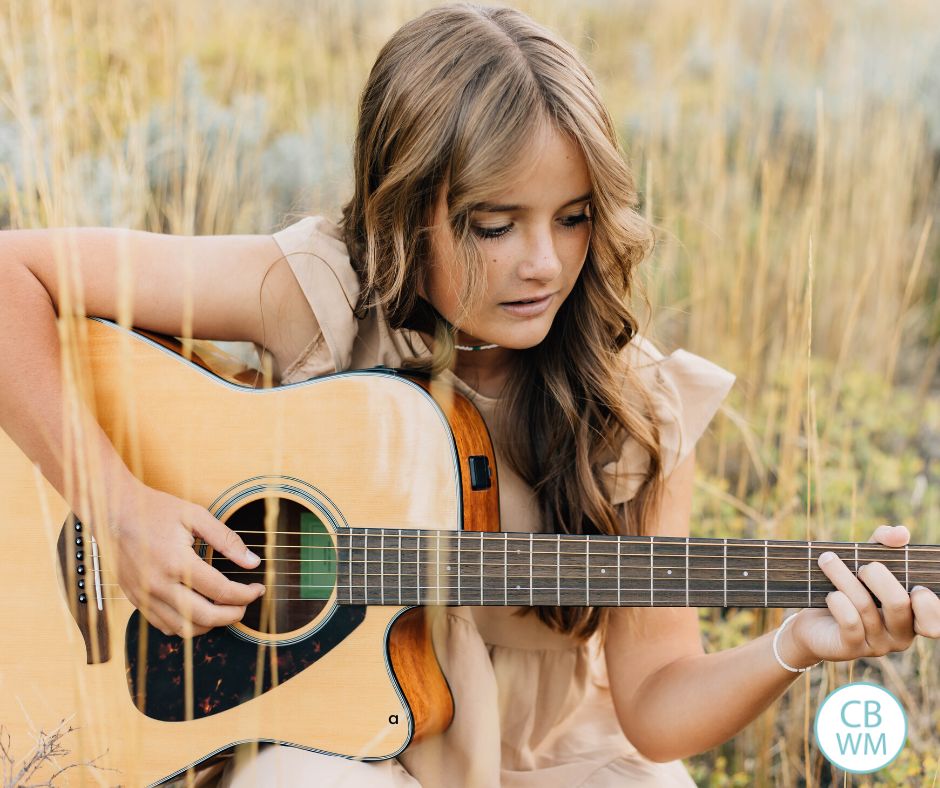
[1, 0, 938, 785]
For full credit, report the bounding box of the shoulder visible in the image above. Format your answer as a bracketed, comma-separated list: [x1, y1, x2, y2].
[617, 334, 736, 421]
[272, 215, 358, 301]
[601, 333, 736, 504]
[271, 215, 361, 376]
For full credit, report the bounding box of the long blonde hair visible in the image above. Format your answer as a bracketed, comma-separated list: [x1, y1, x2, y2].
[340, 2, 664, 639]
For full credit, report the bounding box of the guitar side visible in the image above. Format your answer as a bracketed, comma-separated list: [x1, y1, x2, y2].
[0, 318, 498, 786]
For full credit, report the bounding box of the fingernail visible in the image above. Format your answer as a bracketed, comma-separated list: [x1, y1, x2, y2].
[818, 552, 837, 566]
[911, 585, 928, 593]
[245, 548, 261, 566]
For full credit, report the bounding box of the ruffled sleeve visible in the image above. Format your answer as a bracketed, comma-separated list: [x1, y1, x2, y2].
[601, 335, 736, 505]
[271, 215, 360, 381]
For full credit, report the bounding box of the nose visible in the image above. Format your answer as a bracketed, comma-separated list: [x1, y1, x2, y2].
[516, 226, 563, 282]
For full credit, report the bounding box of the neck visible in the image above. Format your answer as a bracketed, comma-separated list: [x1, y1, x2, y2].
[418, 329, 516, 397]
[335, 529, 939, 608]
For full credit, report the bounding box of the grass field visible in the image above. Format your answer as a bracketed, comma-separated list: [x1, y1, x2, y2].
[1, 0, 938, 785]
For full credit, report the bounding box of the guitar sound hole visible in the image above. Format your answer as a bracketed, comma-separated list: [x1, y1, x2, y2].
[211, 498, 335, 636]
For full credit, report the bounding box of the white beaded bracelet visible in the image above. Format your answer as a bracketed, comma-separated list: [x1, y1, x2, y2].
[773, 612, 822, 673]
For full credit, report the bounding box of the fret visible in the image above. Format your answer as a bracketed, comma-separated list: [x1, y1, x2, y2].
[653, 537, 690, 606]
[584, 535, 618, 605]
[586, 537, 591, 606]
[556, 534, 561, 606]
[687, 537, 716, 606]
[764, 539, 768, 608]
[340, 531, 350, 604]
[529, 534, 534, 607]
[435, 531, 441, 605]
[773, 538, 814, 608]
[479, 531, 484, 606]
[807, 540, 812, 607]
[905, 544, 909, 591]
[415, 531, 421, 605]
[456, 531, 461, 606]
[685, 536, 689, 607]
[503, 533, 508, 606]
[364, 531, 370, 605]
[616, 537, 621, 606]
[379, 531, 384, 605]
[350, 530, 358, 605]
[723, 538, 727, 607]
[397, 530, 402, 606]
[649, 538, 653, 605]
[724, 539, 766, 606]
[854, 542, 858, 577]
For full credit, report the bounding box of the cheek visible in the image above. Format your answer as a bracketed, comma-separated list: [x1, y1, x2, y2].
[564, 227, 592, 265]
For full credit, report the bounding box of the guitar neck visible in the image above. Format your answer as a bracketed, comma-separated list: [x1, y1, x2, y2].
[335, 529, 939, 608]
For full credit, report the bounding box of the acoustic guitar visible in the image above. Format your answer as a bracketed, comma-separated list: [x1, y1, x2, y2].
[0, 318, 935, 786]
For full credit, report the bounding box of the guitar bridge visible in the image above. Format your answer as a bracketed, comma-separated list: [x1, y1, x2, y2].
[56, 514, 110, 664]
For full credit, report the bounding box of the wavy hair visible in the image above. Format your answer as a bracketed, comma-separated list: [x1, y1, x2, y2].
[340, 2, 664, 639]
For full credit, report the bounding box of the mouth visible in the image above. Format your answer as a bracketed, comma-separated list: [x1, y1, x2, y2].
[499, 292, 555, 317]
[500, 293, 554, 306]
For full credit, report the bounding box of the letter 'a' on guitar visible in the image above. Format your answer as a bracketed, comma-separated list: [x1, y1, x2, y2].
[1, 319, 937, 785]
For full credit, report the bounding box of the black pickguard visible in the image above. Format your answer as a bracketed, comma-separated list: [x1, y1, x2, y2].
[125, 606, 366, 721]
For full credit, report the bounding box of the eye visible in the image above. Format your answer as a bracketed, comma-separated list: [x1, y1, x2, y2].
[560, 212, 591, 230]
[471, 223, 513, 241]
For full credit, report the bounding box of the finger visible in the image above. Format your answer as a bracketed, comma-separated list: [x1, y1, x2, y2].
[911, 586, 940, 639]
[186, 506, 261, 569]
[867, 524, 910, 546]
[183, 553, 266, 605]
[818, 551, 886, 647]
[856, 562, 914, 642]
[169, 584, 250, 631]
[138, 595, 204, 638]
[825, 590, 867, 650]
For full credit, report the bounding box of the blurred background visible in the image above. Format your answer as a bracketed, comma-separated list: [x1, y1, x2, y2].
[1, 0, 938, 784]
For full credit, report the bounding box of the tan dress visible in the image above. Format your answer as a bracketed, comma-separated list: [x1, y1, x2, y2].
[220, 216, 736, 787]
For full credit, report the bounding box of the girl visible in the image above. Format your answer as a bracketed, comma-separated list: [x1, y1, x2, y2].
[1, 3, 937, 786]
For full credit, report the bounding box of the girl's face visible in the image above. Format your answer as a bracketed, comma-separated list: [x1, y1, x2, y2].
[423, 126, 593, 350]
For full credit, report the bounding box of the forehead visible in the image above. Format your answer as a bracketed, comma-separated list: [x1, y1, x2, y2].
[477, 125, 591, 212]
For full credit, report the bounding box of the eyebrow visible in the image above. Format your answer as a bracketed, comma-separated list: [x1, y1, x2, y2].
[475, 191, 592, 213]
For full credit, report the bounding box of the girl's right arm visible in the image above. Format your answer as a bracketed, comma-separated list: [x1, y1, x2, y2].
[0, 225, 320, 636]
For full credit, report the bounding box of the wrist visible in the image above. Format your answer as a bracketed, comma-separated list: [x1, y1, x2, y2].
[774, 612, 822, 672]
[108, 467, 143, 529]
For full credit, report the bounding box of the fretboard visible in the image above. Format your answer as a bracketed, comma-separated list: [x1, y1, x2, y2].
[335, 529, 939, 608]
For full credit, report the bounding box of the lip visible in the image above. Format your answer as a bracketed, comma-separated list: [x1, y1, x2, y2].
[499, 292, 555, 317]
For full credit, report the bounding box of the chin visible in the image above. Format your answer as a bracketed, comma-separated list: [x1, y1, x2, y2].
[497, 324, 555, 350]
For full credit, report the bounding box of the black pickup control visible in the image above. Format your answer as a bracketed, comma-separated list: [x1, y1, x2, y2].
[468, 455, 492, 491]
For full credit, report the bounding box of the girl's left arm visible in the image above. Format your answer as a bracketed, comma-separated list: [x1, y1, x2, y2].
[605, 449, 940, 764]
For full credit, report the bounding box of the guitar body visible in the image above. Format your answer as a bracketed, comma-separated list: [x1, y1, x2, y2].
[0, 318, 499, 786]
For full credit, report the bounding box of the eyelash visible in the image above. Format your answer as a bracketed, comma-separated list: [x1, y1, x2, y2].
[471, 212, 592, 241]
